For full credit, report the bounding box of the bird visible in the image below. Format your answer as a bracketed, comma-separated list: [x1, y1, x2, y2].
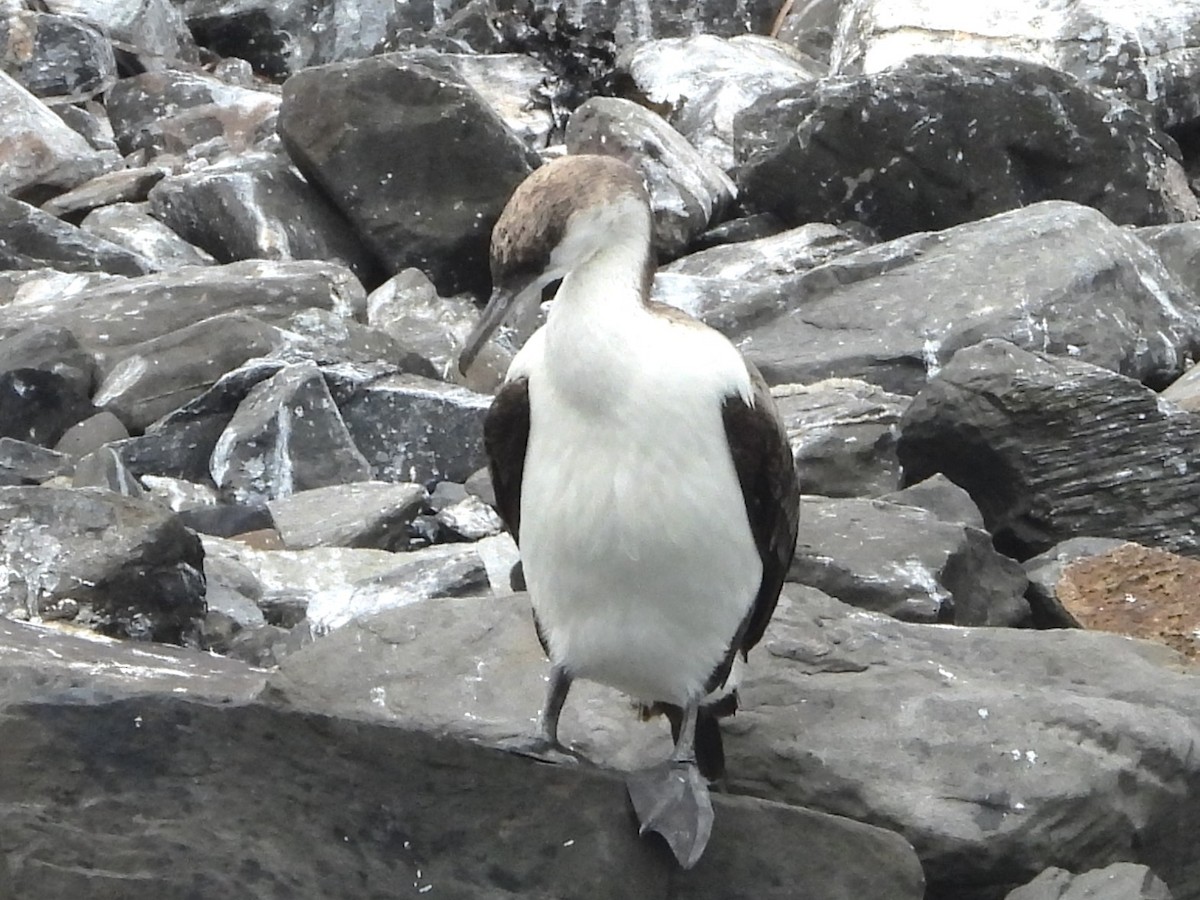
[458, 154, 799, 868]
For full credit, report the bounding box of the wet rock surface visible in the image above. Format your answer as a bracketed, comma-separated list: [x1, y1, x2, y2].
[4, 0, 1200, 896]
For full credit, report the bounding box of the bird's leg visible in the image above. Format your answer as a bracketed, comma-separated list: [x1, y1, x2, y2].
[626, 699, 714, 869]
[498, 664, 586, 765]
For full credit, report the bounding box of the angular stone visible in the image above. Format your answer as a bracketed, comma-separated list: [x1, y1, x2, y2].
[435, 492, 503, 540]
[282, 308, 427, 374]
[0, 323, 95, 396]
[0, 438, 72, 485]
[279, 51, 539, 295]
[339, 372, 491, 485]
[366, 268, 482, 381]
[881, 473, 985, 530]
[447, 52, 557, 148]
[41, 0, 197, 66]
[1161, 363, 1200, 412]
[0, 195, 153, 276]
[93, 313, 291, 431]
[0, 485, 205, 642]
[54, 411, 129, 458]
[735, 56, 1195, 239]
[1022, 537, 1133, 629]
[897, 339, 1200, 558]
[619, 34, 825, 171]
[789, 495, 1029, 625]
[71, 445, 145, 497]
[40, 165, 169, 218]
[730, 202, 1200, 392]
[565, 96, 736, 256]
[2, 260, 365, 370]
[494, 0, 781, 46]
[774, 0, 841, 62]
[0, 69, 118, 203]
[662, 221, 867, 279]
[80, 202, 217, 270]
[773, 378, 906, 498]
[0, 693, 923, 900]
[105, 68, 279, 161]
[267, 481, 427, 551]
[0, 9, 116, 101]
[147, 154, 381, 286]
[0, 368, 93, 447]
[211, 361, 372, 504]
[1006, 863, 1174, 900]
[54, 98, 118, 153]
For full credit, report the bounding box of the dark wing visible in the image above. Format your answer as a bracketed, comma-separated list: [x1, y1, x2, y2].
[482, 377, 530, 545]
[722, 364, 800, 656]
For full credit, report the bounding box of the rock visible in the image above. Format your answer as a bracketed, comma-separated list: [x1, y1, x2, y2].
[564, 96, 736, 256]
[266, 481, 427, 551]
[0, 194, 154, 275]
[0, 691, 924, 900]
[278, 51, 539, 295]
[339, 372, 492, 485]
[1022, 537, 1133, 629]
[0, 323, 94, 395]
[54, 411, 129, 458]
[789, 495, 1029, 625]
[831, 0, 1200, 132]
[0, 369, 93, 448]
[447, 51, 557, 148]
[303, 541, 495, 634]
[147, 154, 382, 286]
[1140, 223, 1200, 298]
[201, 551, 265, 628]
[730, 201, 1200, 392]
[105, 68, 279, 162]
[80, 202, 217, 270]
[1052, 542, 1200, 662]
[93, 312, 291, 431]
[734, 56, 1196, 240]
[0, 69, 118, 203]
[54, 98, 118, 152]
[210, 361, 372, 505]
[2, 260, 366, 370]
[619, 34, 825, 172]
[774, 0, 842, 62]
[0, 485, 205, 642]
[1161, 365, 1200, 412]
[365, 268, 481, 380]
[72, 446, 145, 497]
[177, 503, 273, 539]
[773, 378, 906, 498]
[0, 438, 73, 485]
[40, 165, 169, 219]
[140, 475, 220, 513]
[897, 339, 1200, 559]
[282, 308, 429, 374]
[267, 587, 1200, 898]
[881, 473, 985, 530]
[1006, 862, 1174, 900]
[662, 220, 867, 279]
[40, 0, 197, 66]
[0, 9, 117, 101]
[434, 492, 504, 540]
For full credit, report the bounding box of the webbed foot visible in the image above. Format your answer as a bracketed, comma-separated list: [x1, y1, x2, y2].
[626, 760, 713, 869]
[496, 734, 589, 766]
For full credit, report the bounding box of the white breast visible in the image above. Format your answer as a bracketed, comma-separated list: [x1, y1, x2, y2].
[514, 305, 762, 706]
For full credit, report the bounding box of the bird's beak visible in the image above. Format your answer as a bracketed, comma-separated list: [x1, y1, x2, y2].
[459, 284, 515, 375]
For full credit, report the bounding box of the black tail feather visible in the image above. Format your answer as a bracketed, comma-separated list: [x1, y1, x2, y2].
[657, 694, 736, 781]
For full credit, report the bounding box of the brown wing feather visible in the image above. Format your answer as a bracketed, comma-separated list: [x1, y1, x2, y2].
[722, 364, 800, 656]
[483, 377, 530, 544]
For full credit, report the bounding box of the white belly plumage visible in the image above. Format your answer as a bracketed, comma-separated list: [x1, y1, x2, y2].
[518, 366, 763, 706]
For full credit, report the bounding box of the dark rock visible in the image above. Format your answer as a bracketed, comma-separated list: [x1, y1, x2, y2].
[0, 69, 119, 203]
[1006, 863, 1174, 900]
[105, 68, 279, 161]
[881, 473, 985, 530]
[46, 0, 197, 67]
[278, 51, 539, 295]
[775, 0, 842, 62]
[0, 194, 154, 275]
[2, 260, 365, 370]
[428, 480, 469, 512]
[0, 10, 116, 101]
[0, 690, 923, 900]
[339, 372, 492, 486]
[0, 485, 205, 642]
[140, 475, 220, 513]
[266, 481, 427, 551]
[54, 99, 119, 153]
[80, 202, 217, 270]
[366, 268, 482, 381]
[110, 359, 286, 484]
[147, 154, 382, 286]
[0, 438, 72, 484]
[40, 165, 170, 219]
[662, 220, 867, 279]
[93, 312, 290, 431]
[619, 34, 825, 171]
[177, 503, 274, 539]
[0, 369, 93, 447]
[734, 56, 1196, 239]
[1140, 222, 1200, 296]
[72, 446, 145, 498]
[222, 621, 292, 667]
[564, 96, 735, 256]
[789, 495, 1029, 625]
[210, 361, 372, 504]
[1023, 538, 1146, 629]
[897, 339, 1200, 559]
[54, 411, 130, 458]
[730, 201, 1200, 393]
[283, 308, 429, 375]
[772, 378, 906, 498]
[691, 211, 787, 250]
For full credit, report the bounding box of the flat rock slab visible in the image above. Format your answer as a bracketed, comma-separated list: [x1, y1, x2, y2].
[267, 481, 428, 550]
[0, 695, 924, 900]
[270, 590, 1200, 899]
[1006, 862, 1174, 900]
